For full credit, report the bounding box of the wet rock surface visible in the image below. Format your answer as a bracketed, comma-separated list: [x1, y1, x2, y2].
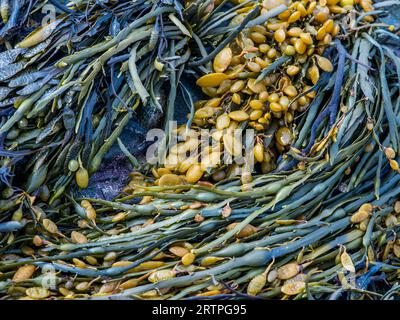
[78, 75, 202, 200]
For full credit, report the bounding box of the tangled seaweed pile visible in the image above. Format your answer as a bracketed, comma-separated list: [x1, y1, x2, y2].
[1, 0, 400, 300]
[154, 0, 350, 185]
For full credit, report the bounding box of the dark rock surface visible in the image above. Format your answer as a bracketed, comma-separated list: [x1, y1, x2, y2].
[78, 74, 203, 200]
